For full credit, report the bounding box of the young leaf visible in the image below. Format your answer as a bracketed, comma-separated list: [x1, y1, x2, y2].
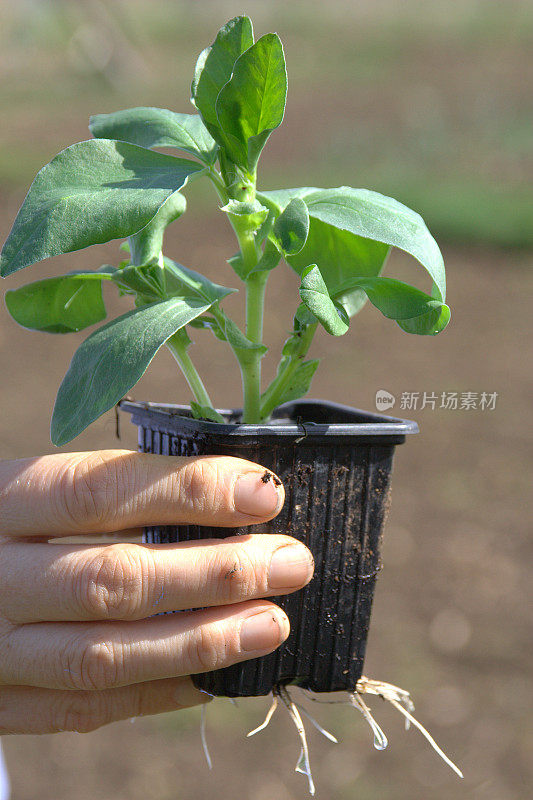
[221, 199, 269, 232]
[215, 33, 287, 170]
[190, 402, 226, 423]
[51, 296, 212, 446]
[163, 257, 235, 304]
[90, 108, 218, 164]
[227, 252, 248, 280]
[248, 239, 281, 275]
[397, 305, 451, 335]
[271, 198, 309, 255]
[333, 275, 450, 335]
[0, 140, 204, 277]
[299, 265, 349, 336]
[220, 314, 268, 354]
[191, 16, 254, 139]
[5, 271, 112, 333]
[112, 264, 166, 301]
[271, 359, 319, 407]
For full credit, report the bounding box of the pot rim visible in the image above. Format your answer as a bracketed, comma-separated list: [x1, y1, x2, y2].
[120, 398, 418, 441]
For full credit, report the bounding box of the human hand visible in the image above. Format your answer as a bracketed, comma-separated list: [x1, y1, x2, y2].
[0, 450, 314, 734]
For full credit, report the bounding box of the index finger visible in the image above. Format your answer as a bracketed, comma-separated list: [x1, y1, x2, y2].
[0, 450, 284, 537]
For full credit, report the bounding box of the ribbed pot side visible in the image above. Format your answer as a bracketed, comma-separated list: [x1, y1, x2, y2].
[121, 400, 417, 697]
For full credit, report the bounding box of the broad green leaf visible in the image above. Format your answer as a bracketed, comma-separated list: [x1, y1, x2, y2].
[271, 198, 309, 255]
[258, 187, 313, 209]
[306, 188, 446, 300]
[90, 108, 218, 164]
[190, 402, 225, 423]
[259, 186, 446, 302]
[299, 265, 349, 336]
[51, 296, 211, 445]
[0, 140, 204, 276]
[221, 199, 269, 232]
[327, 273, 450, 335]
[5, 271, 112, 333]
[163, 257, 235, 304]
[191, 16, 254, 139]
[216, 33, 287, 170]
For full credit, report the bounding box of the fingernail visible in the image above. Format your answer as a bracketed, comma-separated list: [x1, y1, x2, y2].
[234, 472, 282, 517]
[268, 544, 314, 590]
[240, 609, 289, 652]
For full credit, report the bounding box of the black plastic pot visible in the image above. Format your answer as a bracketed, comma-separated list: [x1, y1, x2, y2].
[121, 399, 417, 697]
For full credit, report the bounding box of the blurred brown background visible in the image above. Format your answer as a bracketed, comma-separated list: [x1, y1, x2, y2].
[0, 1, 532, 798]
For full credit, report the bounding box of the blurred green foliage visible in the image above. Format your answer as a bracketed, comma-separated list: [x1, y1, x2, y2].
[0, 0, 532, 247]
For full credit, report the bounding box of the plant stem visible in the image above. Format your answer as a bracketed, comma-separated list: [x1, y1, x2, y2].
[167, 333, 214, 408]
[241, 270, 268, 422]
[260, 323, 318, 420]
[210, 164, 270, 423]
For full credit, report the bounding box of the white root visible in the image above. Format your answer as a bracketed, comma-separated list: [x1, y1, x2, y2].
[295, 703, 339, 743]
[356, 676, 415, 728]
[355, 677, 463, 778]
[200, 675, 462, 788]
[387, 697, 463, 779]
[278, 686, 316, 796]
[348, 692, 388, 751]
[200, 704, 212, 770]
[247, 694, 279, 737]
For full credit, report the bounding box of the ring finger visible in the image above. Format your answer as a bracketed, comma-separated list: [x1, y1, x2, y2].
[0, 600, 289, 690]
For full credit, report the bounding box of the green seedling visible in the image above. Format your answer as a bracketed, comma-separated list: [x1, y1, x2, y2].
[0, 16, 450, 446]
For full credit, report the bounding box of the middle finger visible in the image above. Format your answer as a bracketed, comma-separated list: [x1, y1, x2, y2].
[0, 536, 314, 623]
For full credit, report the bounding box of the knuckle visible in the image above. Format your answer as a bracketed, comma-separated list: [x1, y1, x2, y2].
[62, 634, 122, 691]
[189, 623, 229, 673]
[210, 546, 263, 603]
[74, 544, 147, 620]
[56, 692, 108, 734]
[177, 459, 226, 516]
[56, 453, 119, 530]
